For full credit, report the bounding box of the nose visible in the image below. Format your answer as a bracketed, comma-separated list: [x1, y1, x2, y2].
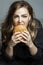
[18, 17, 22, 23]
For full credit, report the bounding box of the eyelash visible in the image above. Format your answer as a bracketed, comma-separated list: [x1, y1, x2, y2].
[13, 15, 27, 18]
[13, 16, 18, 18]
[22, 16, 27, 17]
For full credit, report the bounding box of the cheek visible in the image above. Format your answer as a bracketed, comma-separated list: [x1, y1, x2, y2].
[13, 18, 18, 25]
[24, 19, 29, 27]
[25, 21, 28, 27]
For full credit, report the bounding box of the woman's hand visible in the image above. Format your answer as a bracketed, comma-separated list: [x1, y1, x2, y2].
[9, 32, 22, 47]
[20, 31, 38, 55]
[20, 31, 33, 47]
[8, 31, 38, 55]
[6, 32, 22, 58]
[8, 31, 33, 47]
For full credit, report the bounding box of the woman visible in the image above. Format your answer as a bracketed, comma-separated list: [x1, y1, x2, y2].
[1, 0, 43, 65]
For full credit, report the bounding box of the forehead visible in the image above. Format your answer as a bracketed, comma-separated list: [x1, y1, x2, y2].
[14, 7, 29, 14]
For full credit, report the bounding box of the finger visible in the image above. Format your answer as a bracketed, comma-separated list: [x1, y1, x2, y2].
[22, 32, 28, 38]
[21, 34, 28, 41]
[15, 40, 21, 44]
[20, 39, 27, 44]
[21, 33, 31, 42]
[12, 33, 21, 41]
[15, 34, 22, 39]
[15, 37, 22, 41]
[11, 37, 21, 45]
[23, 31, 30, 35]
[10, 40, 20, 46]
[14, 32, 21, 36]
[22, 31, 31, 39]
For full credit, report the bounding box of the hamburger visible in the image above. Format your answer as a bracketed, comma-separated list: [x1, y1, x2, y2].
[13, 25, 27, 33]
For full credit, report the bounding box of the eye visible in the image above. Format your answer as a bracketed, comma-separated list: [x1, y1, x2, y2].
[13, 15, 18, 18]
[22, 15, 27, 18]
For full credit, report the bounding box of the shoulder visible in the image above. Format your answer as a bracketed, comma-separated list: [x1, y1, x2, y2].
[33, 18, 43, 48]
[33, 18, 43, 38]
[33, 18, 42, 30]
[34, 28, 43, 49]
[37, 28, 43, 42]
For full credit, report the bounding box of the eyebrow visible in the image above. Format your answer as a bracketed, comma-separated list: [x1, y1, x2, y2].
[14, 14, 28, 16]
[21, 14, 28, 15]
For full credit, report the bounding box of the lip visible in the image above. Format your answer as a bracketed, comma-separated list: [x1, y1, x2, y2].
[15, 24, 25, 26]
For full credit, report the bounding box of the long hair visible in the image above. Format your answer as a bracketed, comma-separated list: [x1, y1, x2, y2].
[2, 1, 41, 44]
[28, 18, 42, 40]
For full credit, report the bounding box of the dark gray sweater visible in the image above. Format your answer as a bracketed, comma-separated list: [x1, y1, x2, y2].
[0, 28, 43, 65]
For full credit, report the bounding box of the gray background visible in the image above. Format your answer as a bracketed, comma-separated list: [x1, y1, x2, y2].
[0, 0, 43, 40]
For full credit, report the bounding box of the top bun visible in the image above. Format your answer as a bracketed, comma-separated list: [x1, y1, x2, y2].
[13, 25, 27, 32]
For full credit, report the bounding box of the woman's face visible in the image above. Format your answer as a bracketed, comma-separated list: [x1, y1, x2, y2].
[13, 7, 31, 27]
